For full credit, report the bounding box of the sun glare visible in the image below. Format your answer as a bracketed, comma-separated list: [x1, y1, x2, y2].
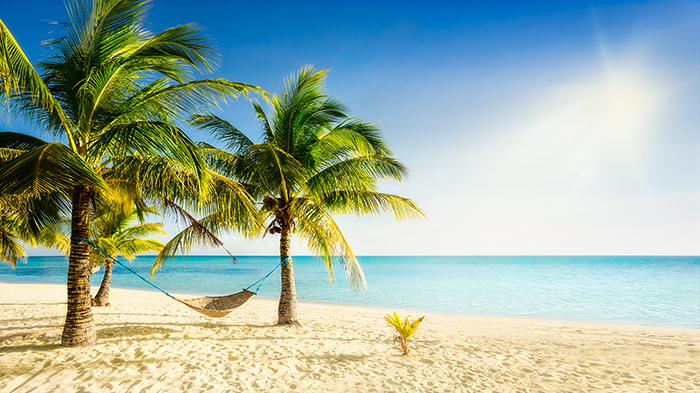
[596, 68, 659, 157]
[459, 57, 667, 209]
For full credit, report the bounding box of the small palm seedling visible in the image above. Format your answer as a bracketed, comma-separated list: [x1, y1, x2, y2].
[384, 311, 425, 355]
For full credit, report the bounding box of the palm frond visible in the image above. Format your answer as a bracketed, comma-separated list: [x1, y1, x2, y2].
[0, 132, 48, 150]
[311, 120, 395, 166]
[152, 211, 233, 277]
[251, 100, 273, 141]
[291, 197, 366, 291]
[107, 155, 200, 205]
[116, 222, 166, 241]
[112, 79, 258, 125]
[307, 155, 408, 194]
[0, 147, 25, 161]
[245, 143, 308, 200]
[0, 224, 26, 267]
[89, 121, 207, 185]
[88, 200, 167, 266]
[0, 20, 76, 149]
[0, 143, 106, 196]
[129, 23, 219, 76]
[150, 199, 235, 274]
[0, 19, 49, 102]
[0, 191, 70, 265]
[317, 191, 425, 220]
[35, 228, 71, 256]
[189, 114, 255, 152]
[6, 192, 71, 235]
[198, 144, 248, 179]
[114, 237, 164, 261]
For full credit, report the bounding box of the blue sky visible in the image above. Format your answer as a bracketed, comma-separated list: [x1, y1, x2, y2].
[2, 1, 699, 255]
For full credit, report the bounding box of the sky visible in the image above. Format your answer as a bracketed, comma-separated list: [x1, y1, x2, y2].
[1, 1, 699, 256]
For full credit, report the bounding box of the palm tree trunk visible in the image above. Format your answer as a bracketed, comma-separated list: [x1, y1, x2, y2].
[61, 186, 96, 347]
[92, 260, 113, 307]
[278, 223, 299, 325]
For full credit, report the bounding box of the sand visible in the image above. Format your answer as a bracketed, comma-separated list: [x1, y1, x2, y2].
[0, 282, 698, 392]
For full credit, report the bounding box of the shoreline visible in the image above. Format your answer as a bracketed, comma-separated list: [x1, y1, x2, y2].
[4, 279, 696, 331]
[1, 282, 699, 392]
[4, 255, 698, 331]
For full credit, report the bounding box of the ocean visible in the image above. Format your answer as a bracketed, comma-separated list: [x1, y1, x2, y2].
[1, 255, 698, 329]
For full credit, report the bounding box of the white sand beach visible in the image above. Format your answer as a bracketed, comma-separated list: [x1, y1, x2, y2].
[1, 282, 698, 392]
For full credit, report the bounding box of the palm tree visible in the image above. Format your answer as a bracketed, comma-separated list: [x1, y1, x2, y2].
[89, 204, 165, 307]
[0, 0, 254, 346]
[190, 66, 424, 324]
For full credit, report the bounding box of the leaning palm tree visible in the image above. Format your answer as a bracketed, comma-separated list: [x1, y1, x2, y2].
[190, 66, 424, 324]
[89, 204, 165, 307]
[0, 0, 254, 346]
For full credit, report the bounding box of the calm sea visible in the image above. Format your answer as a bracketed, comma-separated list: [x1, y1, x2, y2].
[1, 255, 698, 329]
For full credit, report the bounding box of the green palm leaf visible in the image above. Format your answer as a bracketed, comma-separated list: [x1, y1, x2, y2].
[89, 121, 204, 173]
[0, 132, 48, 150]
[129, 23, 220, 75]
[0, 21, 77, 150]
[292, 197, 366, 290]
[0, 143, 106, 196]
[317, 191, 424, 220]
[0, 222, 26, 267]
[244, 143, 309, 199]
[307, 155, 407, 193]
[0, 193, 70, 266]
[151, 205, 234, 277]
[189, 114, 255, 152]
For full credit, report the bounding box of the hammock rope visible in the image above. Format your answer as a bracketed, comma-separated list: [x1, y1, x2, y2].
[245, 257, 287, 293]
[76, 237, 286, 317]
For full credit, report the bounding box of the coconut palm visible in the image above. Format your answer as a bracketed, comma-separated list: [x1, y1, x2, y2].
[189, 66, 424, 324]
[89, 204, 165, 307]
[0, 0, 255, 346]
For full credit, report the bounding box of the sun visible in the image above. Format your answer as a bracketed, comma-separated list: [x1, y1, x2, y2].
[597, 67, 660, 156]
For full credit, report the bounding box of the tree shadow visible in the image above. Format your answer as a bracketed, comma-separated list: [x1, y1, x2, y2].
[298, 353, 372, 363]
[97, 325, 178, 339]
[0, 343, 62, 353]
[0, 328, 58, 344]
[0, 317, 63, 325]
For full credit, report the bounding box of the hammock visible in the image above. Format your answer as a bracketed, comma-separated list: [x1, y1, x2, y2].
[172, 290, 256, 318]
[78, 237, 284, 318]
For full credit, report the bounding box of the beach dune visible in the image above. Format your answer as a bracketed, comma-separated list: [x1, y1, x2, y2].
[1, 282, 698, 392]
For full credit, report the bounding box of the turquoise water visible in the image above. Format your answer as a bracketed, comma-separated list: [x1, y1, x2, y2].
[1, 255, 698, 329]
